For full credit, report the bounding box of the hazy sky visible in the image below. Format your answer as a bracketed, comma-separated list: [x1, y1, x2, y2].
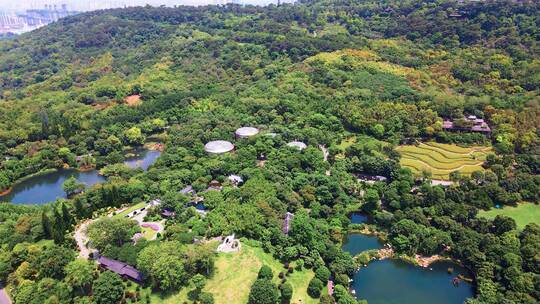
[0, 0, 285, 12]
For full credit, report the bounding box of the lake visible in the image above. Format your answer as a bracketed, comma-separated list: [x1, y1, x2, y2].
[350, 212, 369, 224]
[0, 169, 105, 205]
[351, 259, 474, 304]
[342, 233, 383, 256]
[124, 149, 161, 170]
[0, 150, 161, 205]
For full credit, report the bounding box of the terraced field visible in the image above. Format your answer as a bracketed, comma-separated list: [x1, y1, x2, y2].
[396, 142, 491, 180]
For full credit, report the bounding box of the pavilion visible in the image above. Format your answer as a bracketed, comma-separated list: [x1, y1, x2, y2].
[235, 127, 259, 138]
[204, 140, 234, 154]
[287, 141, 307, 150]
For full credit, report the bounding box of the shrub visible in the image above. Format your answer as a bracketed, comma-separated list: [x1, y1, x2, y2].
[295, 260, 304, 271]
[320, 294, 335, 304]
[280, 282, 293, 303]
[199, 292, 215, 304]
[314, 266, 331, 282]
[248, 279, 279, 304]
[307, 277, 324, 298]
[258, 265, 273, 280]
[334, 273, 350, 287]
[357, 252, 370, 265]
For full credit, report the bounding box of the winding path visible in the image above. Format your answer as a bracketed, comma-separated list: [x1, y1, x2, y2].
[0, 287, 11, 304]
[319, 145, 329, 162]
[319, 145, 331, 176]
[74, 219, 95, 259]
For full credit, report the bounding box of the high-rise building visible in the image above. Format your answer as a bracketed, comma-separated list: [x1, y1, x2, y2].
[0, 3, 79, 34]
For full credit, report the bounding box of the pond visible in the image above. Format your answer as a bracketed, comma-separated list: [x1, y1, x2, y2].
[350, 212, 368, 224]
[0, 169, 105, 205]
[124, 150, 161, 171]
[342, 233, 383, 256]
[351, 259, 474, 304]
[186, 202, 207, 210]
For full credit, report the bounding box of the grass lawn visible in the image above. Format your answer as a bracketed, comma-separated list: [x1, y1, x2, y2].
[335, 135, 389, 160]
[141, 226, 158, 240]
[205, 241, 318, 304]
[145, 241, 318, 304]
[336, 136, 357, 151]
[478, 203, 540, 230]
[35, 239, 55, 247]
[112, 202, 146, 219]
[396, 142, 491, 180]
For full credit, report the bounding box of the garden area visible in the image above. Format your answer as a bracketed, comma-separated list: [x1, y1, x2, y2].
[396, 142, 491, 180]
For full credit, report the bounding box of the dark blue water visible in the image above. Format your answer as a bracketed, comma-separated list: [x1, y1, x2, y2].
[0, 169, 105, 205]
[124, 150, 161, 171]
[342, 234, 383, 256]
[186, 202, 206, 210]
[351, 259, 474, 304]
[350, 212, 368, 224]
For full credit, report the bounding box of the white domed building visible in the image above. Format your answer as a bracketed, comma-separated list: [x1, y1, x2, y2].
[287, 141, 307, 150]
[204, 140, 234, 154]
[235, 127, 259, 139]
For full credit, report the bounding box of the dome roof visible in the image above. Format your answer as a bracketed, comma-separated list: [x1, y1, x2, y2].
[235, 127, 259, 138]
[287, 141, 307, 150]
[204, 140, 234, 154]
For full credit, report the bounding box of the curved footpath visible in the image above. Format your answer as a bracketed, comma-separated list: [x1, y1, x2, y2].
[0, 287, 11, 304]
[319, 145, 331, 176]
[74, 219, 95, 259]
[74, 203, 165, 260]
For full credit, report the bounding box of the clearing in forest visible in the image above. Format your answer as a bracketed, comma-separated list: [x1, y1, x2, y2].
[125, 94, 142, 106]
[396, 142, 491, 180]
[146, 242, 318, 304]
[205, 242, 317, 304]
[478, 203, 540, 230]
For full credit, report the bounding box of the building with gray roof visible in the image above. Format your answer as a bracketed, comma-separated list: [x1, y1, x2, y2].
[204, 140, 234, 154]
[235, 127, 259, 138]
[287, 141, 307, 150]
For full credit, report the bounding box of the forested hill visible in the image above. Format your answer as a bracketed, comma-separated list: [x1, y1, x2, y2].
[1, 0, 540, 92]
[0, 1, 539, 303]
[0, 0, 537, 166]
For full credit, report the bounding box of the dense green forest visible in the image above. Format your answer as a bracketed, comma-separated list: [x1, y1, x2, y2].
[0, 0, 538, 303]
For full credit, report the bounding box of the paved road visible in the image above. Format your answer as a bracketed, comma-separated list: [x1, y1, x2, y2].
[0, 287, 11, 304]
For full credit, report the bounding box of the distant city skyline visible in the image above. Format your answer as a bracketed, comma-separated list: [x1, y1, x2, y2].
[0, 0, 289, 12]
